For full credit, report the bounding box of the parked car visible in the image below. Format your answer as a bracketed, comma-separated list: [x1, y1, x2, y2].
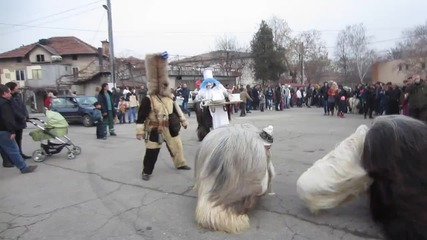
[175, 91, 197, 110]
[50, 96, 98, 127]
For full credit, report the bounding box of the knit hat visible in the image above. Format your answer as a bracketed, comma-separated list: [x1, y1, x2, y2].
[260, 125, 273, 145]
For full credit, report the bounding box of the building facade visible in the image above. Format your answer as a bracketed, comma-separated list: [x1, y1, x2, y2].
[169, 50, 254, 90]
[372, 59, 427, 85]
[0, 37, 111, 112]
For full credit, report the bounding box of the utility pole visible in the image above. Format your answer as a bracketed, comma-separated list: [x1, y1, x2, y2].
[103, 0, 116, 88]
[300, 42, 304, 84]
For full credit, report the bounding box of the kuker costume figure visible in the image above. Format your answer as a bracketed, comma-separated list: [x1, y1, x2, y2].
[136, 52, 191, 181]
[297, 115, 427, 240]
[194, 124, 276, 233]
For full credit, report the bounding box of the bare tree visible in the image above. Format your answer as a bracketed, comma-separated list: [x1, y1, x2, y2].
[268, 16, 293, 49]
[335, 30, 351, 82]
[335, 24, 376, 83]
[267, 16, 298, 82]
[295, 30, 330, 83]
[394, 21, 427, 75]
[215, 34, 240, 76]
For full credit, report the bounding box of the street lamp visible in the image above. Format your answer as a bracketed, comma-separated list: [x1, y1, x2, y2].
[103, 0, 116, 88]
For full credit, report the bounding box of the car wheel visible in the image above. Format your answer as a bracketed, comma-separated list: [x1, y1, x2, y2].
[82, 115, 93, 127]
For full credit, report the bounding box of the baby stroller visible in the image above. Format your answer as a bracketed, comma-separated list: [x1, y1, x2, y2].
[27, 110, 81, 162]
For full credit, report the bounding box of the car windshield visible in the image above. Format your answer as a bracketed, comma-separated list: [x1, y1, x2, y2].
[75, 96, 97, 106]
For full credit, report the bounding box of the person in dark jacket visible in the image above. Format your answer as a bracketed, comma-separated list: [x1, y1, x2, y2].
[306, 84, 313, 108]
[5, 82, 31, 160]
[0, 84, 37, 174]
[406, 74, 427, 121]
[181, 83, 191, 117]
[251, 86, 259, 110]
[93, 101, 107, 139]
[97, 83, 117, 136]
[319, 82, 329, 115]
[363, 83, 375, 119]
[385, 82, 401, 115]
[275, 85, 282, 111]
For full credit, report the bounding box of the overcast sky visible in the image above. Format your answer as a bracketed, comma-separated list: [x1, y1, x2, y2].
[1, 0, 426, 60]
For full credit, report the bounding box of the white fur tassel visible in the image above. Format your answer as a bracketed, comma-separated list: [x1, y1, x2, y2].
[195, 192, 250, 234]
[296, 125, 372, 213]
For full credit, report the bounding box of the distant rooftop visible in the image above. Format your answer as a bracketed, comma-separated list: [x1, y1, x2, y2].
[0, 36, 102, 59]
[170, 50, 251, 65]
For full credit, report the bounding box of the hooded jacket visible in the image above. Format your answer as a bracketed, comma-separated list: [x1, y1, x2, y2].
[0, 97, 18, 133]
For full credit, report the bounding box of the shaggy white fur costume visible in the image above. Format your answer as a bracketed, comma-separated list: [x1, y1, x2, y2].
[296, 125, 372, 213]
[348, 97, 360, 114]
[194, 123, 275, 233]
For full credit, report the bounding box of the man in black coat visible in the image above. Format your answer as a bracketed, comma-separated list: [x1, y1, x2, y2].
[319, 82, 329, 114]
[363, 84, 375, 119]
[0, 84, 37, 174]
[5, 82, 31, 159]
[385, 82, 401, 115]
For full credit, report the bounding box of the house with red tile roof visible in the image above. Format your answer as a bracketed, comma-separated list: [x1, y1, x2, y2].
[0, 36, 112, 112]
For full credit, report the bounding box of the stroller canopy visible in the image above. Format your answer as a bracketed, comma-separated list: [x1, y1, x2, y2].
[46, 110, 69, 128]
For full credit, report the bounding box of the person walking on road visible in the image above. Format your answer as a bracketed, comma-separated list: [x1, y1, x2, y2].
[0, 84, 37, 174]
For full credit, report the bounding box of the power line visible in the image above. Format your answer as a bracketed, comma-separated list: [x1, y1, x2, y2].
[0, 22, 105, 33]
[91, 12, 106, 42]
[0, 0, 103, 28]
[0, 7, 102, 35]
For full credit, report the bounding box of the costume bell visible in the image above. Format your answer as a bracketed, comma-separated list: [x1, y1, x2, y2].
[136, 52, 191, 181]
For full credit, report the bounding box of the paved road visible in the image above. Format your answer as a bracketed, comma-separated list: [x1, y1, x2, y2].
[0, 108, 383, 240]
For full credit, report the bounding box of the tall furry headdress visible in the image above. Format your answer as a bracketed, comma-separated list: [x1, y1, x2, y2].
[145, 52, 171, 97]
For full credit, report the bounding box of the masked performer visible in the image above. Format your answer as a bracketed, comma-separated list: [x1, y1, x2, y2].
[297, 115, 427, 240]
[194, 69, 232, 141]
[194, 124, 275, 233]
[136, 52, 191, 181]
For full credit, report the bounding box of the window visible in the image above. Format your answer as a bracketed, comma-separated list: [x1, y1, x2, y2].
[16, 57, 22, 63]
[422, 63, 426, 70]
[406, 64, 409, 70]
[15, 70, 25, 80]
[398, 65, 402, 71]
[32, 69, 42, 79]
[51, 98, 76, 108]
[36, 54, 45, 62]
[72, 55, 78, 60]
[72, 67, 79, 78]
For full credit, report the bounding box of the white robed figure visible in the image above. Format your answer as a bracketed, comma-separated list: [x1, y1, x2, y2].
[196, 68, 230, 130]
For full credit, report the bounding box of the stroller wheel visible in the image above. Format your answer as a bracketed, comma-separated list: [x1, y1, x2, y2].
[72, 146, 82, 155]
[32, 149, 47, 162]
[67, 151, 76, 160]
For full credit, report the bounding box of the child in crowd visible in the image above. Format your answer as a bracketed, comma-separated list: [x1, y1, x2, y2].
[338, 95, 346, 118]
[93, 102, 107, 139]
[117, 97, 127, 124]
